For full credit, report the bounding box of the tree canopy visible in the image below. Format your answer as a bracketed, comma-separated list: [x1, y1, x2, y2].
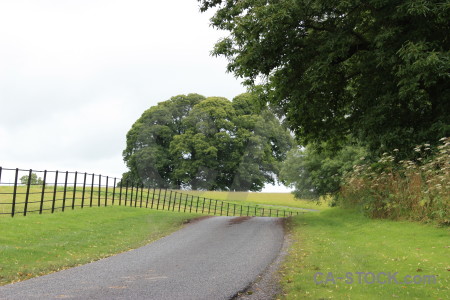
[122, 93, 293, 191]
[199, 0, 450, 158]
[280, 143, 368, 200]
[20, 173, 43, 185]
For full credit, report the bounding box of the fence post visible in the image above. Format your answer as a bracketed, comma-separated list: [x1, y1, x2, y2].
[133, 184, 138, 207]
[162, 189, 168, 210]
[40, 170, 47, 214]
[162, 188, 167, 210]
[197, 196, 202, 213]
[189, 195, 193, 213]
[140, 184, 144, 208]
[112, 177, 117, 205]
[124, 180, 129, 206]
[11, 168, 19, 217]
[233, 204, 236, 216]
[62, 171, 68, 212]
[119, 179, 123, 206]
[156, 188, 162, 210]
[72, 171, 78, 209]
[82, 172, 87, 208]
[172, 192, 177, 211]
[51, 171, 59, 213]
[89, 173, 94, 207]
[135, 184, 140, 207]
[208, 198, 212, 214]
[24, 169, 32, 216]
[130, 183, 134, 207]
[97, 174, 101, 207]
[168, 190, 173, 210]
[214, 200, 218, 215]
[178, 193, 183, 212]
[152, 188, 158, 209]
[201, 197, 206, 213]
[183, 194, 188, 212]
[146, 187, 151, 208]
[220, 201, 223, 216]
[105, 176, 109, 206]
[226, 203, 230, 216]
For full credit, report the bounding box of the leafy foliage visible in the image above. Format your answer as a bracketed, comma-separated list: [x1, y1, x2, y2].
[280, 144, 368, 200]
[19, 173, 43, 185]
[123, 93, 293, 191]
[199, 0, 450, 157]
[340, 138, 450, 225]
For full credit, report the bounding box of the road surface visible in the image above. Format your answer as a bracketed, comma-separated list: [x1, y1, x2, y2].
[0, 216, 285, 300]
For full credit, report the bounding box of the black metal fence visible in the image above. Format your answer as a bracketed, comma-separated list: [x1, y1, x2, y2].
[0, 167, 304, 218]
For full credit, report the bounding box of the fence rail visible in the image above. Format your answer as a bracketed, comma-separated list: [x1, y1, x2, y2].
[0, 167, 304, 218]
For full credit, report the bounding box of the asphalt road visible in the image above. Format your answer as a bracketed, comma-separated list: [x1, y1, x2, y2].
[0, 216, 285, 300]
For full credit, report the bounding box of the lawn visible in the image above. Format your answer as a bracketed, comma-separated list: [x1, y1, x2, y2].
[3, 189, 445, 299]
[181, 190, 329, 211]
[0, 186, 303, 217]
[280, 208, 449, 299]
[0, 206, 200, 285]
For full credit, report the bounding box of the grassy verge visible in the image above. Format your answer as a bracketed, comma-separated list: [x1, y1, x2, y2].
[182, 190, 329, 211]
[0, 206, 200, 285]
[280, 208, 449, 299]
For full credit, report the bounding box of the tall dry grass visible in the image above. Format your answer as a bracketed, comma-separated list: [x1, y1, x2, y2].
[340, 137, 449, 225]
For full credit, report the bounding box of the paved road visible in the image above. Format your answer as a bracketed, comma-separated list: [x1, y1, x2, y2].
[0, 216, 284, 300]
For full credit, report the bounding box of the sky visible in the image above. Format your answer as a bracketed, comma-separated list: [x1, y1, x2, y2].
[0, 0, 292, 192]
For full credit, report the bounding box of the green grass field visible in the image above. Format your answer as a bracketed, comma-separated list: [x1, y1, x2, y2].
[0, 206, 200, 285]
[280, 208, 449, 299]
[0, 186, 302, 217]
[181, 190, 329, 211]
[2, 188, 446, 299]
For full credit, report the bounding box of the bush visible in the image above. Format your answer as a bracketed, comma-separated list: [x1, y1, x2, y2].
[340, 138, 449, 225]
[280, 144, 368, 201]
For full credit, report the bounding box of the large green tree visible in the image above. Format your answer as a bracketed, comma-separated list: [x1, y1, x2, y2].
[199, 0, 450, 158]
[280, 143, 368, 199]
[123, 93, 293, 190]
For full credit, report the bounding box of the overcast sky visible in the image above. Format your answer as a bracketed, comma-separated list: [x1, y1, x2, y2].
[0, 0, 291, 192]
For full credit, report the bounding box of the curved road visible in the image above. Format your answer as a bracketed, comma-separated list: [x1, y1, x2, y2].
[0, 216, 284, 300]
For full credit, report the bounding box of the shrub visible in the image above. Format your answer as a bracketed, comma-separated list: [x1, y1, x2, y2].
[340, 138, 449, 225]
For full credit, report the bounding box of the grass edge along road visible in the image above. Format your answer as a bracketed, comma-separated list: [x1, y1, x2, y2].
[0, 206, 201, 286]
[280, 208, 449, 299]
